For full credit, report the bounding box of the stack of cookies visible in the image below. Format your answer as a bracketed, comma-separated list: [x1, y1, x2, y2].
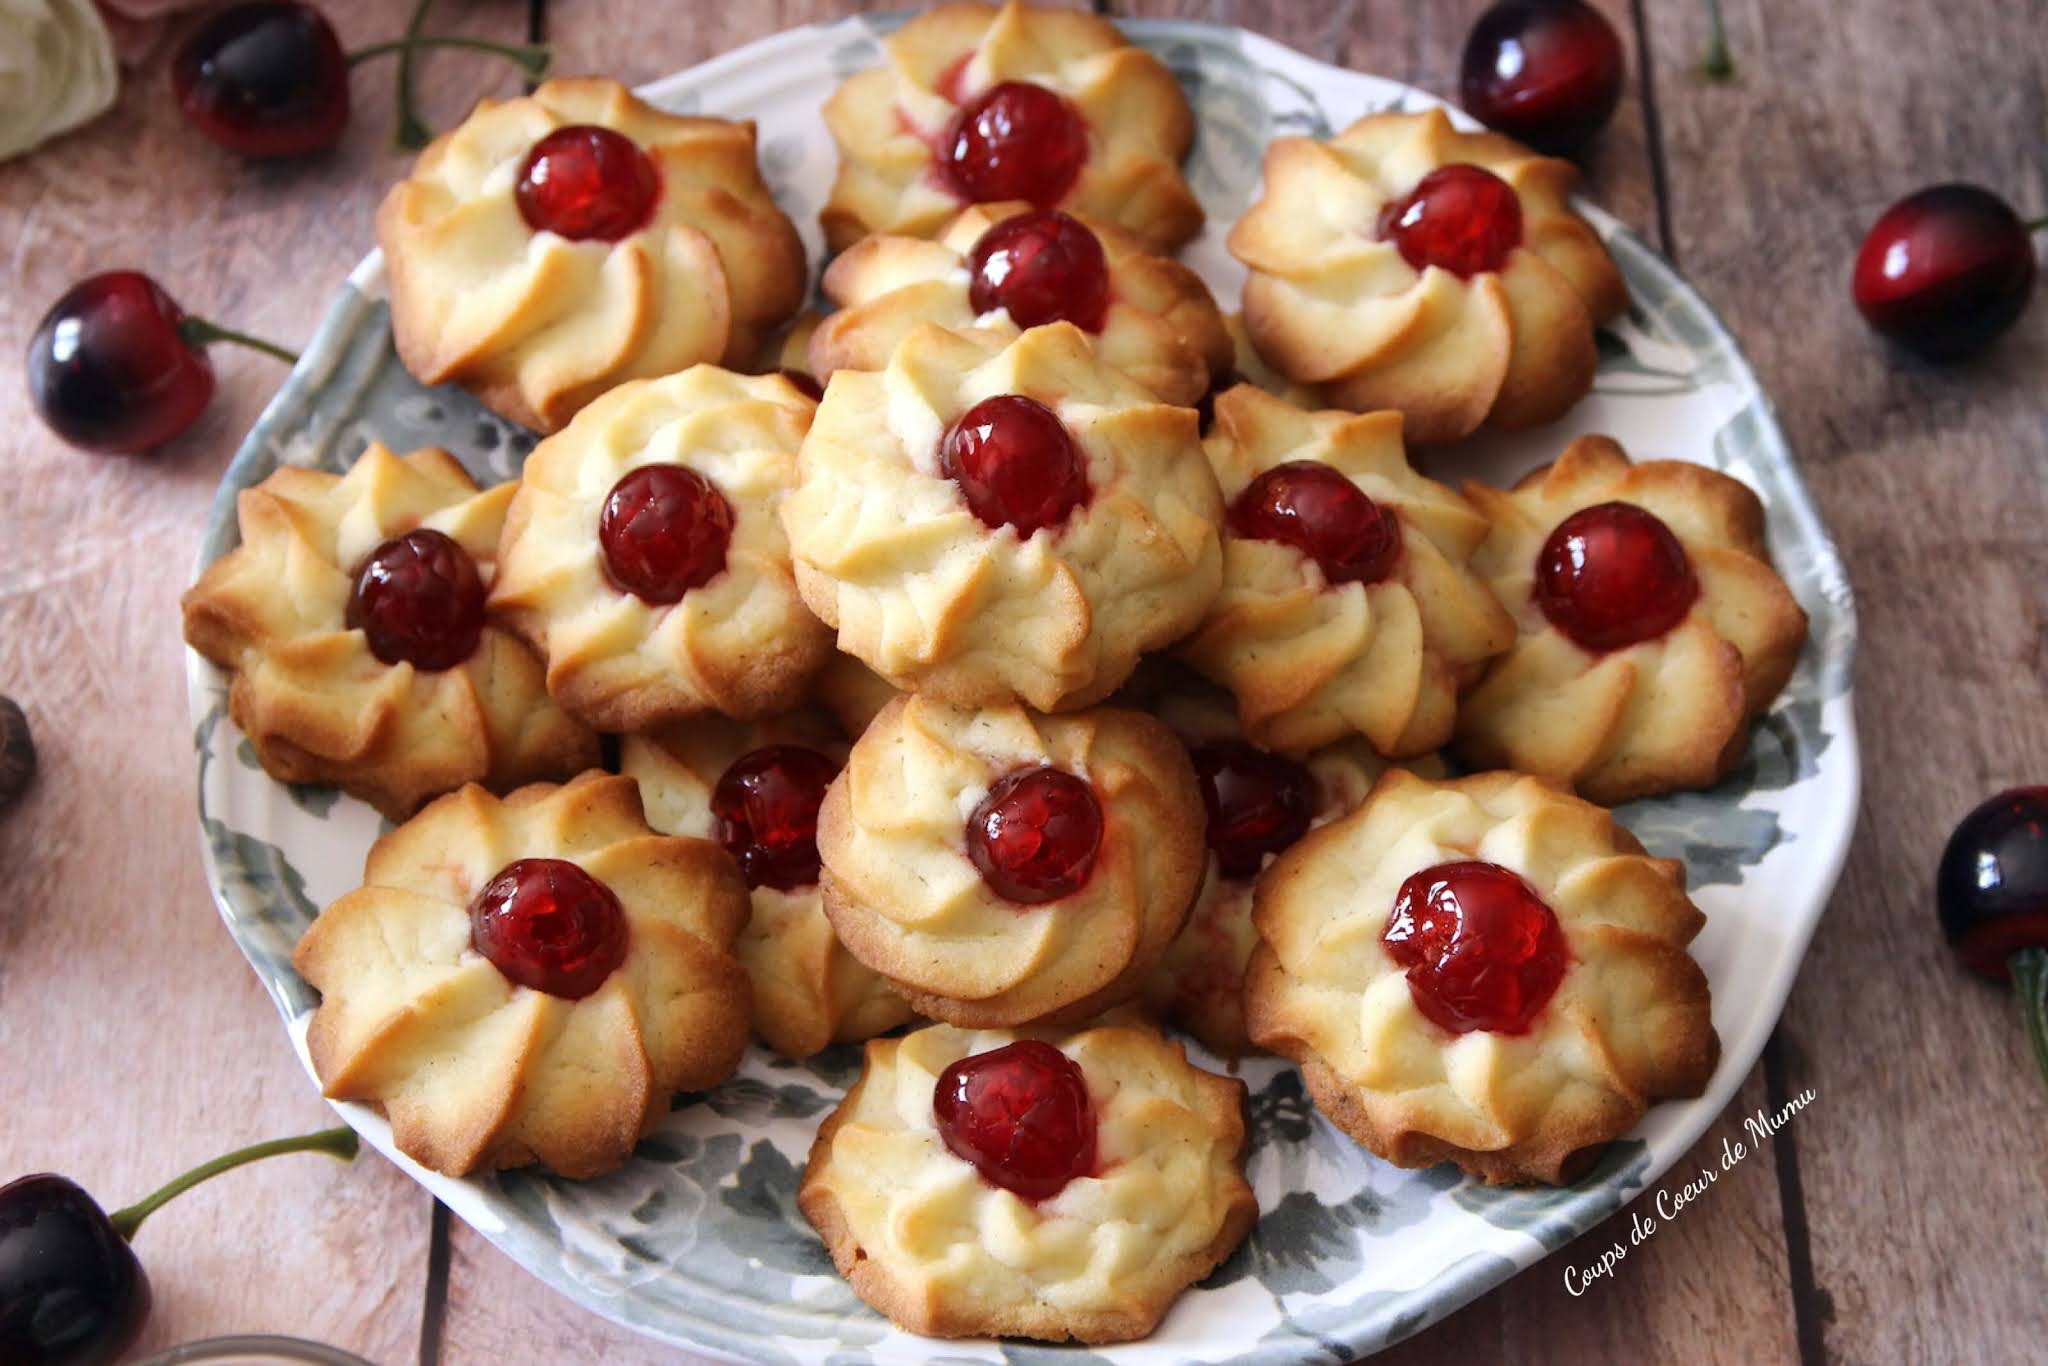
[181, 1, 1810, 1347]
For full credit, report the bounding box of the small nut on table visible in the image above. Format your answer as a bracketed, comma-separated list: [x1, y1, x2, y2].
[0, 696, 36, 811]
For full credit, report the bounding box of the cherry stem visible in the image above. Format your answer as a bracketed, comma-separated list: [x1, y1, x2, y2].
[1700, 0, 1735, 82]
[178, 317, 299, 366]
[394, 0, 435, 152]
[2024, 215, 2048, 233]
[2012, 947, 2048, 1095]
[108, 1126, 359, 1242]
[349, 35, 552, 81]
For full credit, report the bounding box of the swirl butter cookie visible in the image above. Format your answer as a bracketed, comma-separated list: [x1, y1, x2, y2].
[1456, 436, 1809, 803]
[1245, 769, 1718, 1185]
[1176, 385, 1515, 756]
[377, 78, 805, 433]
[818, 695, 1204, 1027]
[798, 1021, 1256, 1343]
[1230, 108, 1626, 442]
[490, 366, 832, 731]
[622, 709, 917, 1059]
[821, 0, 1201, 253]
[784, 322, 1222, 712]
[810, 202, 1230, 406]
[181, 445, 597, 820]
[293, 773, 751, 1178]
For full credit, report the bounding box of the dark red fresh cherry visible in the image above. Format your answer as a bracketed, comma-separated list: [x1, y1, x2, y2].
[1191, 740, 1315, 880]
[0, 696, 33, 813]
[517, 125, 662, 241]
[1459, 0, 1626, 157]
[939, 394, 1090, 536]
[966, 767, 1103, 905]
[469, 858, 629, 999]
[1229, 460, 1403, 587]
[966, 211, 1110, 331]
[0, 1129, 355, 1366]
[1377, 164, 1525, 278]
[934, 1040, 1096, 1201]
[598, 465, 733, 604]
[1939, 788, 2048, 982]
[1853, 184, 2039, 361]
[776, 368, 824, 402]
[1938, 787, 2048, 1091]
[1383, 860, 1569, 1034]
[1534, 501, 1698, 652]
[172, 1, 349, 158]
[27, 272, 215, 455]
[0, 1175, 148, 1366]
[937, 80, 1089, 208]
[712, 745, 842, 891]
[346, 528, 486, 671]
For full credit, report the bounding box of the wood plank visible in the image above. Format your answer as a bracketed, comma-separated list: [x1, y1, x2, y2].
[1641, 1, 2048, 1363]
[0, 1, 540, 1358]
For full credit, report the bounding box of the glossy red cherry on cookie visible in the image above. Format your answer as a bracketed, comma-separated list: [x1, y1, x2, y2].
[516, 125, 662, 242]
[599, 465, 734, 605]
[27, 271, 216, 455]
[1191, 740, 1316, 880]
[1229, 460, 1403, 587]
[172, 1, 350, 159]
[1534, 500, 1698, 652]
[937, 80, 1089, 208]
[469, 858, 629, 999]
[1383, 860, 1568, 1034]
[934, 1039, 1096, 1202]
[346, 528, 486, 671]
[939, 394, 1090, 536]
[966, 210, 1110, 331]
[966, 767, 1104, 905]
[1852, 184, 2038, 361]
[711, 745, 842, 892]
[1377, 164, 1525, 278]
[1459, 0, 1626, 157]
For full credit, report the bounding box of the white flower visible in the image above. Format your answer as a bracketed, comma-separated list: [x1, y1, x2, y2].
[0, 0, 118, 162]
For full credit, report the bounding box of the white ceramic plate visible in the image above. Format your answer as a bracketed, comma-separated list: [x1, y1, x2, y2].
[188, 15, 1859, 1363]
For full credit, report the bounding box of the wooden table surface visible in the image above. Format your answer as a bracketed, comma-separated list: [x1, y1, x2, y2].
[2, 1, 2043, 1362]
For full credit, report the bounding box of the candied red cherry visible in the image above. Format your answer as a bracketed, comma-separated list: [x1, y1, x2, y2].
[966, 766, 1103, 905]
[1938, 787, 2048, 1090]
[937, 80, 1089, 208]
[939, 394, 1090, 536]
[1191, 740, 1315, 880]
[346, 528, 486, 671]
[1534, 501, 1698, 652]
[1853, 184, 2039, 361]
[966, 210, 1110, 331]
[712, 745, 842, 891]
[517, 125, 662, 241]
[0, 1128, 355, 1366]
[172, 1, 350, 159]
[934, 1039, 1096, 1201]
[1383, 860, 1569, 1034]
[27, 272, 215, 455]
[1377, 164, 1525, 278]
[1459, 0, 1626, 157]
[1229, 460, 1403, 587]
[599, 465, 734, 605]
[469, 858, 629, 999]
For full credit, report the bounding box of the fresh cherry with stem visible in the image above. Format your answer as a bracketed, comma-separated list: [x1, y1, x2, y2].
[1459, 0, 1625, 157]
[0, 1127, 358, 1366]
[1852, 184, 2041, 361]
[1937, 787, 2048, 1092]
[172, 0, 551, 158]
[26, 271, 297, 456]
